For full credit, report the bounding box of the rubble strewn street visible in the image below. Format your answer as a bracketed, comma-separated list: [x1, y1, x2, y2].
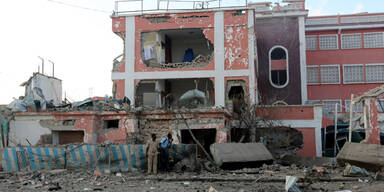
[1, 163, 384, 192]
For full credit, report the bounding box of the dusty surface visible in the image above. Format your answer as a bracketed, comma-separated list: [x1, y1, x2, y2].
[0, 165, 384, 192]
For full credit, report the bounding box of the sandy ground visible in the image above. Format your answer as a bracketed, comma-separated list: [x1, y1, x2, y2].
[0, 165, 384, 192]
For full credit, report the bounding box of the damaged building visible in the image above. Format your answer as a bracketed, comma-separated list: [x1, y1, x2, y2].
[4, 0, 384, 162]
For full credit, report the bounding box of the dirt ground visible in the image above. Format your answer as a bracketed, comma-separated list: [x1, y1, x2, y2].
[0, 164, 384, 192]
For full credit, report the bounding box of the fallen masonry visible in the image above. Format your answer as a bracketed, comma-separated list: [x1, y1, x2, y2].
[0, 160, 383, 192]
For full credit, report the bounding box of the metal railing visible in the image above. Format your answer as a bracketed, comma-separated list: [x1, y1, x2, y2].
[114, 0, 249, 15]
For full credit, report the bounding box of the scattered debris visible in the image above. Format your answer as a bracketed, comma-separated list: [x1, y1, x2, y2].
[285, 176, 302, 192]
[255, 127, 303, 159]
[343, 163, 369, 177]
[94, 170, 102, 176]
[208, 186, 218, 192]
[337, 142, 384, 171]
[280, 155, 335, 167]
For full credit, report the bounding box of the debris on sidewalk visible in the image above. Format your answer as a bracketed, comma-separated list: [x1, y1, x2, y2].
[343, 163, 369, 177]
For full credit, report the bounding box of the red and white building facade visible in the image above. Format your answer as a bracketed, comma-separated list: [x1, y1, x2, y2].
[306, 13, 384, 113]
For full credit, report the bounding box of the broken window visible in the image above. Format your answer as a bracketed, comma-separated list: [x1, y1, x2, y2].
[226, 80, 247, 116]
[104, 120, 119, 129]
[135, 78, 214, 108]
[62, 119, 76, 126]
[141, 28, 213, 68]
[181, 129, 216, 158]
[269, 46, 288, 87]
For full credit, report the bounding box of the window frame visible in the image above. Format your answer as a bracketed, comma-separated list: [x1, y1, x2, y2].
[306, 65, 320, 85]
[345, 99, 363, 112]
[365, 63, 384, 83]
[322, 99, 342, 112]
[268, 45, 289, 88]
[341, 33, 362, 49]
[305, 35, 318, 51]
[319, 34, 339, 50]
[363, 32, 384, 48]
[342, 64, 365, 84]
[320, 64, 341, 84]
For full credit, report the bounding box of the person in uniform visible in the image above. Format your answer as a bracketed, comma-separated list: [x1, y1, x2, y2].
[146, 133, 159, 175]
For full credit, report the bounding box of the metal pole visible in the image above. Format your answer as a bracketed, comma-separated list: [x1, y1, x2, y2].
[38, 56, 44, 75]
[115, 1, 118, 14]
[141, 0, 143, 13]
[167, 0, 169, 11]
[334, 104, 338, 156]
[48, 60, 54, 77]
[348, 94, 354, 142]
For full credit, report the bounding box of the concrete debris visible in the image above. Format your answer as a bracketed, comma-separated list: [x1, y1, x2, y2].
[210, 143, 274, 169]
[255, 127, 303, 159]
[337, 142, 384, 171]
[0, 162, 380, 191]
[208, 186, 218, 192]
[285, 176, 302, 192]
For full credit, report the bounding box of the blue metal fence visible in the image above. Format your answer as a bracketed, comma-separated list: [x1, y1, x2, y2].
[0, 144, 196, 172]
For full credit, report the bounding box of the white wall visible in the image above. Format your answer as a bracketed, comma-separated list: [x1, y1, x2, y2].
[26, 74, 62, 105]
[9, 115, 53, 146]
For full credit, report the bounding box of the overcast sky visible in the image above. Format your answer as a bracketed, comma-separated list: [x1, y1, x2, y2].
[0, 0, 382, 104]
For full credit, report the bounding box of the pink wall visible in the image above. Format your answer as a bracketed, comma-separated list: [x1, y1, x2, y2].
[295, 128, 316, 157]
[224, 10, 249, 70]
[113, 80, 125, 100]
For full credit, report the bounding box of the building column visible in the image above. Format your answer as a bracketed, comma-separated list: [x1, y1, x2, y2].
[214, 11, 225, 107]
[123, 16, 136, 104]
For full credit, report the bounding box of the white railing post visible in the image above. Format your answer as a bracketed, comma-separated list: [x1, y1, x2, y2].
[334, 103, 338, 156]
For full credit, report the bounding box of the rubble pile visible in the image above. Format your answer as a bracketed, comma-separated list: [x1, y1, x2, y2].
[1, 160, 384, 191]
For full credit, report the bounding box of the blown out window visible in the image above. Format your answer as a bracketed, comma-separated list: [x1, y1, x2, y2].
[269, 46, 288, 88]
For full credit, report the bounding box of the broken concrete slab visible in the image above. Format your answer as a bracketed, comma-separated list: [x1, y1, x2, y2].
[210, 143, 273, 169]
[337, 142, 384, 171]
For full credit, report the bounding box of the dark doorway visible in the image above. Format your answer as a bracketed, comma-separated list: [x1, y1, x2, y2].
[58, 131, 84, 145]
[181, 129, 216, 158]
[228, 85, 245, 116]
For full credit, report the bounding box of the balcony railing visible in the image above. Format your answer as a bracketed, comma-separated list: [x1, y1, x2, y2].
[114, 0, 248, 15]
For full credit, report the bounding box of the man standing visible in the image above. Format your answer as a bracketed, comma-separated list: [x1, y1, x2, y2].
[146, 133, 159, 175]
[160, 133, 173, 172]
